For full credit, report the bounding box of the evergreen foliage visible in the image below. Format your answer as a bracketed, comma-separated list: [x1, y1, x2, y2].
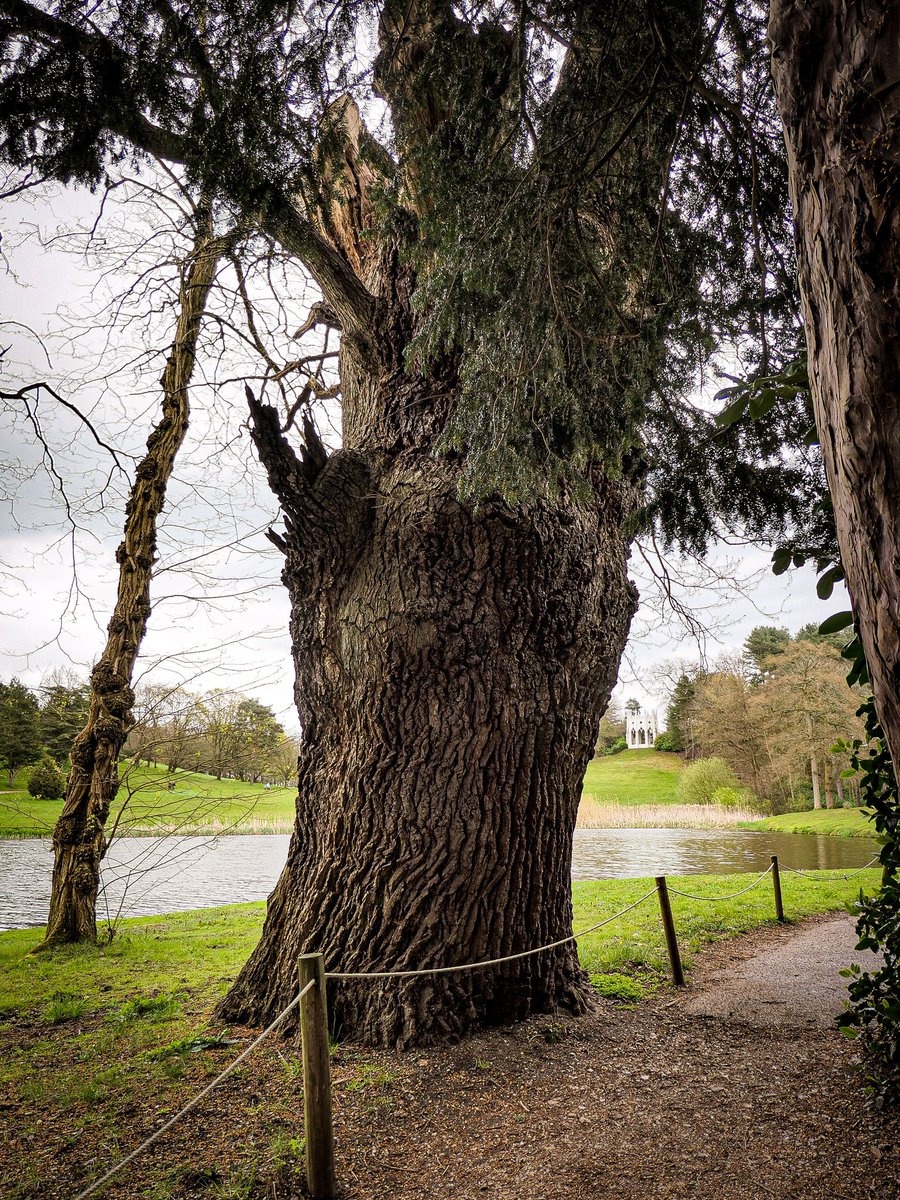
[39, 682, 90, 765]
[743, 624, 790, 677]
[666, 673, 701, 754]
[0, 678, 42, 785]
[0, 0, 821, 551]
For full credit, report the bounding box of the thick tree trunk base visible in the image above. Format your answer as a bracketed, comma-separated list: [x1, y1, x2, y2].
[218, 457, 635, 1048]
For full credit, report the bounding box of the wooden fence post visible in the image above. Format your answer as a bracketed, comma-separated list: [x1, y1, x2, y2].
[299, 952, 336, 1199]
[656, 876, 685, 987]
[771, 855, 786, 923]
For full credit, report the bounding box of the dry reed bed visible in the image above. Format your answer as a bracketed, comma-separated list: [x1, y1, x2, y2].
[576, 798, 758, 829]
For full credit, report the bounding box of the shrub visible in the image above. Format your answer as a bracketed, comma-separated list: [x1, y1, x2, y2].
[676, 756, 741, 805]
[602, 737, 627, 756]
[710, 785, 758, 811]
[27, 756, 65, 800]
[653, 731, 678, 752]
[839, 875, 900, 1107]
[836, 686, 900, 1108]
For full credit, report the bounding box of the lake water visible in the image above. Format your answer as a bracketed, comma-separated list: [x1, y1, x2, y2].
[0, 827, 880, 931]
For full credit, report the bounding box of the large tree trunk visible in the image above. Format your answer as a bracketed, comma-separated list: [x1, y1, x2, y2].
[220, 31, 647, 1045]
[219, 396, 637, 1045]
[770, 2, 900, 765]
[41, 212, 228, 946]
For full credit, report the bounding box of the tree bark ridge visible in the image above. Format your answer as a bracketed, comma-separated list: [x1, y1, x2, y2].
[770, 0, 900, 768]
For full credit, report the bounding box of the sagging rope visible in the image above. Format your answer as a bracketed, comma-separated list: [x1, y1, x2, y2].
[71, 978, 316, 1200]
[665, 862, 775, 902]
[780, 855, 880, 881]
[326, 887, 660, 980]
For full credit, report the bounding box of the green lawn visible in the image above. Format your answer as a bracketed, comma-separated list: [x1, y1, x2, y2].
[581, 749, 683, 806]
[740, 807, 876, 839]
[0, 752, 686, 836]
[0, 763, 297, 838]
[0, 869, 879, 1198]
[2, 868, 877, 1016]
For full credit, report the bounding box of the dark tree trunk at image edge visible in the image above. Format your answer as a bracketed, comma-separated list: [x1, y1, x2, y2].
[770, 2, 900, 765]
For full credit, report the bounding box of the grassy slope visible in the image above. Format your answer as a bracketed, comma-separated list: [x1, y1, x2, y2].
[0, 751, 685, 836]
[740, 807, 876, 839]
[0, 763, 297, 837]
[581, 749, 683, 806]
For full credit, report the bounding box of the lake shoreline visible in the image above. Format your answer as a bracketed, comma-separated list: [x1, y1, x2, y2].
[0, 827, 880, 932]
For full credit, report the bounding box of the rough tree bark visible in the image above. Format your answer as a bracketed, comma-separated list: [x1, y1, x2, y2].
[218, 83, 640, 1044]
[770, 2, 900, 765]
[41, 210, 230, 946]
[220, 398, 637, 1046]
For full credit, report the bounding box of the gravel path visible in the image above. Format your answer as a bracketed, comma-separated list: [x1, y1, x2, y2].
[682, 912, 883, 1028]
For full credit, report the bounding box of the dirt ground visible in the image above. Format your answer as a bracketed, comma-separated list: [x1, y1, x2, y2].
[3, 913, 899, 1199]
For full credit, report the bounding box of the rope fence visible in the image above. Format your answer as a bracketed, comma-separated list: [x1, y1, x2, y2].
[68, 851, 881, 1200]
[666, 862, 775, 902]
[780, 854, 880, 881]
[326, 886, 660, 980]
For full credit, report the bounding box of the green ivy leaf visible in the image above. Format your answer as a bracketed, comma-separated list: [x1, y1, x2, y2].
[819, 611, 854, 635]
[748, 387, 777, 419]
[715, 393, 749, 427]
[816, 565, 845, 600]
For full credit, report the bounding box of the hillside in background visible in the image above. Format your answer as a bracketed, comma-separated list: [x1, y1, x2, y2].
[0, 763, 295, 837]
[581, 750, 683, 807]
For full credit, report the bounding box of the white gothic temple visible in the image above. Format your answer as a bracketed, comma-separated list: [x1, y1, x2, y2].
[625, 699, 658, 749]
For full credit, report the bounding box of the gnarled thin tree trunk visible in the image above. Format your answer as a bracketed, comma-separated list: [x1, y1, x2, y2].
[770, 1, 900, 766]
[41, 211, 229, 946]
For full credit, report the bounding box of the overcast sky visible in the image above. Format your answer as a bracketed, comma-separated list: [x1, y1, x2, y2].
[0, 183, 842, 733]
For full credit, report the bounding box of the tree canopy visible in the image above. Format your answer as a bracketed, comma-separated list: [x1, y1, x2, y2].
[0, 677, 42, 784]
[0, 0, 820, 548]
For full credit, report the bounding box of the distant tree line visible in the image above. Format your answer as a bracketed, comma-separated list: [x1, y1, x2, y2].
[663, 624, 865, 813]
[0, 674, 90, 795]
[124, 685, 299, 787]
[0, 675, 299, 794]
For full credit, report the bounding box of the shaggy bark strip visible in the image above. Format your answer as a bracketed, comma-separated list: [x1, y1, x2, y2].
[42, 211, 231, 946]
[770, 1, 900, 761]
